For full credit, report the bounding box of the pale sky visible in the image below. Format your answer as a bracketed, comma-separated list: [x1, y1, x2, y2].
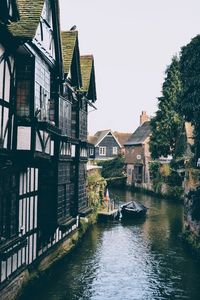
[59, 0, 200, 134]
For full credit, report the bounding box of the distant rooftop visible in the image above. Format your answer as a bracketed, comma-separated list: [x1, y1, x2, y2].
[124, 121, 151, 146]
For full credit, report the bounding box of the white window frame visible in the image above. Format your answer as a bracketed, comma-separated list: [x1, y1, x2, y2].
[99, 146, 106, 156]
[113, 147, 118, 155]
[90, 148, 94, 156]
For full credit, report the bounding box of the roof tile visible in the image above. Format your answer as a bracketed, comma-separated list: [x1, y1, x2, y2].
[8, 0, 44, 39]
[124, 121, 151, 145]
[61, 31, 78, 74]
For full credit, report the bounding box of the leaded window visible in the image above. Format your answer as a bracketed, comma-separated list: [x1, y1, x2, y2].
[16, 61, 32, 117]
[35, 58, 50, 121]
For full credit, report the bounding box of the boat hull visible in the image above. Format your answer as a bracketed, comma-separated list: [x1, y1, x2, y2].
[121, 201, 147, 219]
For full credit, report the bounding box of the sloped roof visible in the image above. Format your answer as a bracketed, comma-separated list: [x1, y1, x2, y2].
[89, 129, 122, 147]
[88, 135, 98, 145]
[114, 132, 132, 147]
[8, 0, 44, 39]
[93, 129, 111, 146]
[80, 55, 97, 101]
[61, 31, 78, 74]
[80, 55, 93, 92]
[124, 121, 151, 146]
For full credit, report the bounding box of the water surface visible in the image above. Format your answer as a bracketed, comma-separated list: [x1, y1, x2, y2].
[21, 189, 200, 300]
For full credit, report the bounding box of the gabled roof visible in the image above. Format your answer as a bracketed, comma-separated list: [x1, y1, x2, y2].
[61, 31, 77, 74]
[89, 130, 122, 147]
[113, 132, 132, 147]
[61, 30, 82, 87]
[124, 121, 151, 146]
[80, 55, 93, 92]
[8, 0, 44, 39]
[80, 55, 97, 102]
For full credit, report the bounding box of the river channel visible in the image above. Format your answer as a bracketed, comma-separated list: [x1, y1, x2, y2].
[21, 189, 200, 300]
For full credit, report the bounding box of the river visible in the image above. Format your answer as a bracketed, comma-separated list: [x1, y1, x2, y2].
[20, 189, 200, 300]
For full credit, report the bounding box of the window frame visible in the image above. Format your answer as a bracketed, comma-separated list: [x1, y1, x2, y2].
[89, 147, 94, 156]
[112, 146, 118, 155]
[99, 146, 106, 156]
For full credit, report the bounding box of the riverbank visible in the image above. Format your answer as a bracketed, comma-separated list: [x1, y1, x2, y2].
[126, 184, 183, 202]
[17, 189, 200, 300]
[3, 212, 97, 300]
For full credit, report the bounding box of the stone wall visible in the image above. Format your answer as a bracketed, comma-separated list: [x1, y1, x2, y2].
[0, 270, 29, 300]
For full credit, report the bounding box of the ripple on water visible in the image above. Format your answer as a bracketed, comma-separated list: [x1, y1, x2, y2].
[20, 190, 200, 300]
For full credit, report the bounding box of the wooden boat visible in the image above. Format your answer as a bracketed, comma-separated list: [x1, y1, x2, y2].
[121, 201, 147, 219]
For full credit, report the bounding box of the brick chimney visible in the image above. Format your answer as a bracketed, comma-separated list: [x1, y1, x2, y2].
[140, 111, 149, 125]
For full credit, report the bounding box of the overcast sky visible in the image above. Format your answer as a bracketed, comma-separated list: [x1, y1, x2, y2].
[59, 0, 200, 134]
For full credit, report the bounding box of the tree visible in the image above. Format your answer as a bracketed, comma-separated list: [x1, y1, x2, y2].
[177, 35, 200, 159]
[149, 56, 183, 159]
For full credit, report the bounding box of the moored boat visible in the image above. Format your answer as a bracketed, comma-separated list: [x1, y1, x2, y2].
[121, 200, 147, 219]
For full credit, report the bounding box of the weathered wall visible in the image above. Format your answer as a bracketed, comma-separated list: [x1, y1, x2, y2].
[0, 270, 29, 300]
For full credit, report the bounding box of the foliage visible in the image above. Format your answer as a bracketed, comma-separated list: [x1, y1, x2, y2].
[166, 186, 184, 200]
[149, 56, 184, 159]
[166, 170, 182, 187]
[149, 161, 183, 199]
[160, 164, 171, 177]
[187, 187, 200, 221]
[96, 155, 126, 186]
[177, 35, 200, 159]
[149, 161, 164, 193]
[149, 161, 160, 179]
[87, 170, 106, 208]
[183, 228, 200, 256]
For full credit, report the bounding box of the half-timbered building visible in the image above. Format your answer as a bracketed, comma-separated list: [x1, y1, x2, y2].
[0, 0, 23, 288]
[0, 1, 97, 298]
[78, 55, 97, 215]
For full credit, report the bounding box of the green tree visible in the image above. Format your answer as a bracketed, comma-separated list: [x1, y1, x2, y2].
[150, 56, 183, 159]
[177, 35, 200, 159]
[96, 155, 126, 187]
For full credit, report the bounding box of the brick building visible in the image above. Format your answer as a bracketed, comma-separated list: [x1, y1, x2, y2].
[124, 113, 151, 186]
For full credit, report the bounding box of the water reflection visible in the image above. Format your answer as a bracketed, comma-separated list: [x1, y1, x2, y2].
[20, 189, 200, 300]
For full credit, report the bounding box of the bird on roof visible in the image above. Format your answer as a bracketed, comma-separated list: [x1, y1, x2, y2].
[70, 25, 77, 31]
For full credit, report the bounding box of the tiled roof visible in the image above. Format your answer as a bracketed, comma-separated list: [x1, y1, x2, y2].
[124, 121, 151, 146]
[113, 132, 132, 147]
[89, 130, 123, 147]
[80, 55, 97, 101]
[88, 135, 98, 145]
[61, 31, 78, 74]
[93, 129, 111, 146]
[80, 55, 93, 92]
[8, 0, 44, 39]
[88, 130, 112, 146]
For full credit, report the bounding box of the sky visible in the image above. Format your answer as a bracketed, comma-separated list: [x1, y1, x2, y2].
[59, 0, 200, 135]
